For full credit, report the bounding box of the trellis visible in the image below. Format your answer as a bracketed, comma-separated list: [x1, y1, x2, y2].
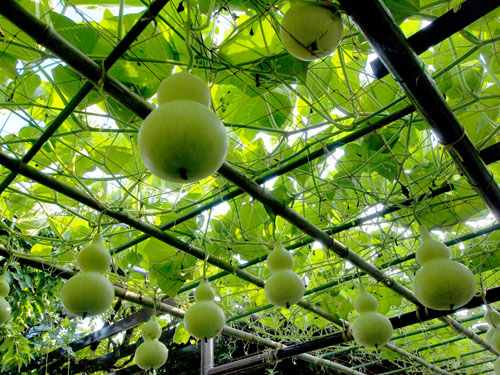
[0, 0, 499, 374]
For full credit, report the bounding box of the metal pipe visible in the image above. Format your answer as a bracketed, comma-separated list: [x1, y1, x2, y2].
[207, 286, 500, 375]
[338, 0, 500, 220]
[0, 0, 170, 196]
[201, 339, 214, 375]
[0, 245, 360, 375]
[371, 0, 500, 78]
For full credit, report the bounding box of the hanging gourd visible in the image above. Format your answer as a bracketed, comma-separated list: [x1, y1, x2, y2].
[0, 274, 11, 325]
[279, 2, 343, 61]
[412, 226, 476, 310]
[485, 308, 500, 351]
[351, 284, 393, 348]
[183, 278, 225, 340]
[135, 315, 169, 371]
[138, 71, 228, 184]
[264, 242, 305, 308]
[60, 233, 115, 317]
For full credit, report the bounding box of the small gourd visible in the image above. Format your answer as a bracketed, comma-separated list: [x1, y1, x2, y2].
[183, 279, 225, 340]
[135, 316, 168, 370]
[143, 315, 162, 341]
[412, 226, 476, 310]
[351, 284, 393, 348]
[157, 71, 211, 107]
[0, 274, 11, 325]
[280, 2, 343, 61]
[76, 234, 112, 273]
[485, 309, 500, 351]
[264, 242, 305, 308]
[60, 233, 115, 317]
[495, 356, 500, 375]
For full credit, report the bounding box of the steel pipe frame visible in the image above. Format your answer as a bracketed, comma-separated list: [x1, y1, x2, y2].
[0, 148, 454, 375]
[1, 244, 483, 375]
[337, 0, 500, 220]
[0, 245, 364, 375]
[207, 287, 500, 374]
[0, 0, 494, 371]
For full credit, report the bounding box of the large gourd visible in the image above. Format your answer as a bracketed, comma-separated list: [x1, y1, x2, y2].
[412, 226, 476, 310]
[351, 284, 393, 348]
[138, 71, 228, 184]
[264, 242, 305, 308]
[134, 316, 168, 370]
[279, 2, 343, 61]
[183, 279, 225, 340]
[0, 274, 11, 325]
[60, 233, 115, 317]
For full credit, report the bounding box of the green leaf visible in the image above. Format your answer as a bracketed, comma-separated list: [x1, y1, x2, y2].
[141, 238, 196, 297]
[383, 0, 420, 22]
[52, 65, 102, 107]
[173, 323, 191, 344]
[49, 12, 100, 55]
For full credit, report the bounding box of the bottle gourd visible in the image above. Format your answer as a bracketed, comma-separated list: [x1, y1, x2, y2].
[264, 242, 305, 308]
[351, 284, 393, 348]
[138, 71, 228, 184]
[135, 316, 169, 370]
[61, 234, 115, 317]
[0, 274, 11, 325]
[280, 2, 343, 61]
[412, 226, 476, 310]
[183, 278, 225, 340]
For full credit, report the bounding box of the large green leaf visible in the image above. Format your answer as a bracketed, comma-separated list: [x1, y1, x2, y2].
[141, 238, 197, 297]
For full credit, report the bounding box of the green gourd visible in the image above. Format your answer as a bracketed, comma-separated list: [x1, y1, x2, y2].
[264, 242, 305, 308]
[0, 275, 11, 325]
[60, 272, 114, 317]
[0, 297, 10, 325]
[486, 309, 500, 351]
[77, 234, 112, 273]
[495, 356, 500, 375]
[351, 284, 393, 348]
[412, 226, 476, 310]
[280, 2, 343, 61]
[61, 233, 115, 317]
[0, 274, 9, 297]
[143, 315, 162, 341]
[135, 339, 169, 370]
[184, 279, 225, 340]
[157, 71, 211, 107]
[486, 309, 500, 328]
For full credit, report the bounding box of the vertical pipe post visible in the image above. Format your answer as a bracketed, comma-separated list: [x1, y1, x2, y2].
[201, 338, 214, 375]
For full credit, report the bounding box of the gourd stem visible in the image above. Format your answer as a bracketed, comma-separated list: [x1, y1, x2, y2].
[185, 0, 194, 72]
[358, 283, 366, 294]
[419, 225, 432, 241]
